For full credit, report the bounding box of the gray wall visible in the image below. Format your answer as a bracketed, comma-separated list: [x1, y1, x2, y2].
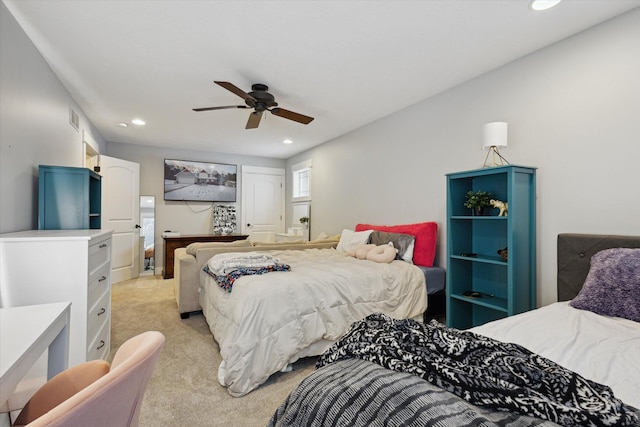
[2, 0, 638, 308]
[106, 142, 284, 268]
[287, 9, 640, 307]
[0, 0, 283, 267]
[0, 2, 107, 233]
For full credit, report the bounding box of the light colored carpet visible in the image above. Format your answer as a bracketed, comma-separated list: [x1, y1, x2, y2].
[110, 275, 316, 427]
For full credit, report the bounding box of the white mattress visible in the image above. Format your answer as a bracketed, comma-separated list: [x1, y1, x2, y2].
[199, 247, 428, 396]
[471, 302, 640, 409]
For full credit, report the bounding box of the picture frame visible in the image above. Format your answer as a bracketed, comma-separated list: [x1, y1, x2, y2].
[164, 159, 237, 202]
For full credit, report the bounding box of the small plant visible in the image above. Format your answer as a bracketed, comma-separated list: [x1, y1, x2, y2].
[464, 190, 493, 212]
[299, 216, 309, 225]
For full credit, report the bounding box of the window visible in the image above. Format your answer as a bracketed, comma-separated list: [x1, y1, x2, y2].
[294, 169, 310, 198]
[292, 159, 312, 201]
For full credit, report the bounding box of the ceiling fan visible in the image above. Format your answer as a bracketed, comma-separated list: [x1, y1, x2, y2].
[193, 81, 314, 129]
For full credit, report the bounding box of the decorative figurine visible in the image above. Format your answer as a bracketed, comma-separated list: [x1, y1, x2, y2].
[490, 199, 508, 216]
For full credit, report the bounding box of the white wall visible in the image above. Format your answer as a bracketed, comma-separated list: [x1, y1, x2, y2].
[0, 2, 107, 233]
[287, 9, 640, 307]
[106, 142, 284, 269]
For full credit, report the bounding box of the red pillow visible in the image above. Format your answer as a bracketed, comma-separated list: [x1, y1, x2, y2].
[355, 222, 437, 267]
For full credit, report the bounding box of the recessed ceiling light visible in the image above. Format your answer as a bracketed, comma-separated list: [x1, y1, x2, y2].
[283, 139, 293, 144]
[529, 0, 562, 11]
[116, 122, 128, 128]
[131, 118, 146, 126]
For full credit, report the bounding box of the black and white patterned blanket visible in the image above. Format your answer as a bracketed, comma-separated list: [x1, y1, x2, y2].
[269, 313, 639, 427]
[203, 263, 290, 292]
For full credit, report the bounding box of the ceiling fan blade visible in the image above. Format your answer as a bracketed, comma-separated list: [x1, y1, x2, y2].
[214, 81, 256, 104]
[246, 111, 263, 129]
[192, 105, 249, 112]
[271, 108, 314, 125]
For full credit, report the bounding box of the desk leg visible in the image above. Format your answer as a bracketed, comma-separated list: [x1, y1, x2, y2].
[47, 316, 70, 379]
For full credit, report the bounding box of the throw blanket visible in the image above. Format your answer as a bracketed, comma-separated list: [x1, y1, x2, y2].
[317, 313, 638, 427]
[269, 358, 563, 427]
[204, 264, 290, 292]
[204, 252, 290, 292]
[207, 252, 280, 274]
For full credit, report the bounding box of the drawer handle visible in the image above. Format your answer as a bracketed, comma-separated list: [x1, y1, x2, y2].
[97, 307, 106, 316]
[96, 340, 105, 350]
[99, 243, 108, 248]
[99, 276, 107, 282]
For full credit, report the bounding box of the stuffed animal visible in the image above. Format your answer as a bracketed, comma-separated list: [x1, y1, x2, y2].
[490, 199, 508, 216]
[350, 243, 397, 263]
[497, 247, 508, 261]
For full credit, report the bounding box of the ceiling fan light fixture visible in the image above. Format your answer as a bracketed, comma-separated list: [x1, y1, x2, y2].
[194, 81, 314, 129]
[116, 122, 128, 128]
[131, 118, 146, 126]
[529, 0, 562, 11]
[283, 139, 293, 144]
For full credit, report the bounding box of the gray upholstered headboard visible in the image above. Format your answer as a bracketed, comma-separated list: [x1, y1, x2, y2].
[557, 233, 640, 301]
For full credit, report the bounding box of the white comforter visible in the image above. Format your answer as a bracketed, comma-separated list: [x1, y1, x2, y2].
[471, 302, 640, 409]
[199, 247, 427, 397]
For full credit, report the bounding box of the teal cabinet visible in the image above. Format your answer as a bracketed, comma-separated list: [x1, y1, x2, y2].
[38, 165, 102, 229]
[446, 165, 536, 329]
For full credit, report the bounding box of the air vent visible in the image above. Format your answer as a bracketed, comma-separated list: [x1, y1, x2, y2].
[69, 106, 79, 131]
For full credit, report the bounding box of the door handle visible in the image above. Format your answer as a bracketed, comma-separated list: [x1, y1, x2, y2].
[247, 223, 252, 227]
[135, 224, 141, 229]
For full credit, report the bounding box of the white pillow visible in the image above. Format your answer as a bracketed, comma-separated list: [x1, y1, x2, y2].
[336, 229, 373, 253]
[402, 240, 415, 264]
[314, 232, 330, 241]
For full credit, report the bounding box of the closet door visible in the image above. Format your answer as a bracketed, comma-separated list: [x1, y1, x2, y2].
[241, 166, 285, 243]
[100, 155, 140, 284]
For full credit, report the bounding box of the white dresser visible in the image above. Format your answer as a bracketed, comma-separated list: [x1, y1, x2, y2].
[0, 229, 112, 367]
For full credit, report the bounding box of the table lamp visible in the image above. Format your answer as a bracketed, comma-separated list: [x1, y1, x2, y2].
[483, 122, 510, 167]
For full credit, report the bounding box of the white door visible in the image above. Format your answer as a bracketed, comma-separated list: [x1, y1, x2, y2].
[100, 155, 140, 284]
[241, 166, 284, 242]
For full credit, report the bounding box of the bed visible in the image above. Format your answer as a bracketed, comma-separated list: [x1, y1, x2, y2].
[267, 233, 640, 426]
[199, 247, 430, 397]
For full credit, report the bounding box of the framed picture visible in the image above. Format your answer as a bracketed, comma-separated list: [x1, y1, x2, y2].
[164, 159, 237, 202]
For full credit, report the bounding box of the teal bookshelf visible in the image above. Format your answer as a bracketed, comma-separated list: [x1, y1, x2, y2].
[38, 165, 102, 230]
[446, 165, 536, 329]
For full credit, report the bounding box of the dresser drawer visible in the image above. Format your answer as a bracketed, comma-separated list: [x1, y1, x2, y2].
[87, 289, 110, 345]
[87, 320, 110, 361]
[89, 237, 111, 283]
[88, 263, 110, 306]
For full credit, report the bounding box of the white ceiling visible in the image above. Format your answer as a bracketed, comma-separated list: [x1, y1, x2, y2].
[5, 0, 639, 159]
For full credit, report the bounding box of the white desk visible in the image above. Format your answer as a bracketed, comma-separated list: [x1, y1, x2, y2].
[0, 302, 71, 403]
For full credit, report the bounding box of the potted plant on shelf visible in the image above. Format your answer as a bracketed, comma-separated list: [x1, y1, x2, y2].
[299, 216, 309, 228]
[464, 190, 493, 216]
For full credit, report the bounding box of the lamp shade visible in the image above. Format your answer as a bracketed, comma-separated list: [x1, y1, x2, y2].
[483, 122, 508, 149]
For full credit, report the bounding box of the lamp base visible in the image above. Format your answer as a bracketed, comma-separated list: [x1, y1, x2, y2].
[483, 146, 510, 168]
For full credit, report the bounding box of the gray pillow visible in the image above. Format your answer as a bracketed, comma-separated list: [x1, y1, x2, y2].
[569, 248, 640, 322]
[368, 231, 415, 263]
